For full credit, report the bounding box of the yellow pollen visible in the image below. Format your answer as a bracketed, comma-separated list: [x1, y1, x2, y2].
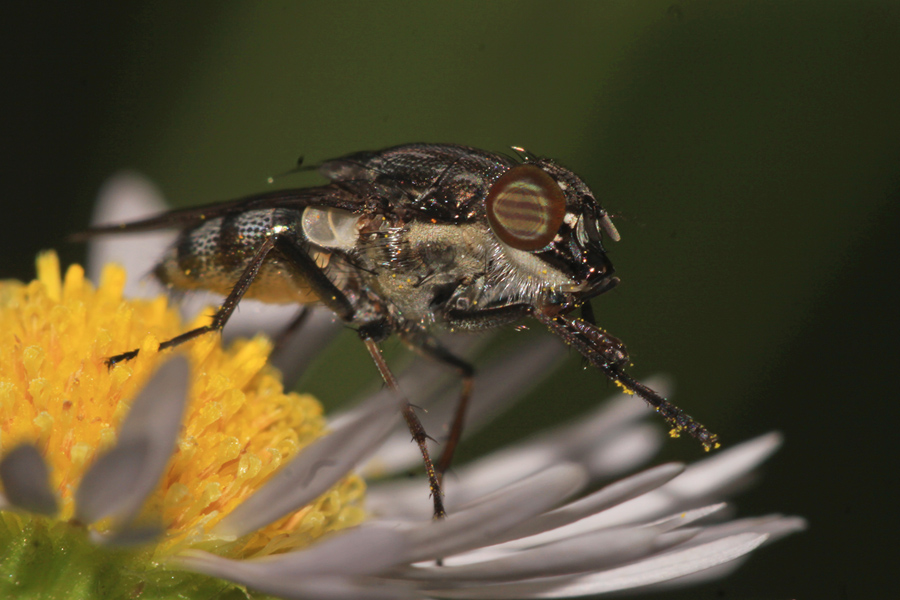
[614, 380, 635, 395]
[0, 252, 365, 560]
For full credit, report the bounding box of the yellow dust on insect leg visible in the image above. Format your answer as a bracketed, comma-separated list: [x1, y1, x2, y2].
[614, 380, 635, 395]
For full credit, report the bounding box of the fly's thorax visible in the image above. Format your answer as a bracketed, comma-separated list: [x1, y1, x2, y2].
[357, 219, 574, 325]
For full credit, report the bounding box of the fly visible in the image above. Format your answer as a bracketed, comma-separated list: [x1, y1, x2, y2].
[73, 143, 719, 519]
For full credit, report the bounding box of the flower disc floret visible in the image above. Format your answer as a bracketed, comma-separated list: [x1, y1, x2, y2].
[0, 253, 364, 567]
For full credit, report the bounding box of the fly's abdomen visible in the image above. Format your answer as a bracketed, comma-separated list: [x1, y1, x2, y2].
[154, 209, 321, 304]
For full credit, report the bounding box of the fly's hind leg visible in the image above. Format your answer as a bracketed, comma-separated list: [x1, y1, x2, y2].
[107, 232, 355, 366]
[412, 303, 534, 484]
[106, 234, 281, 366]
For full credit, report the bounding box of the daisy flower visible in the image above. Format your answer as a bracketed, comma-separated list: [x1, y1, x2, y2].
[0, 174, 804, 600]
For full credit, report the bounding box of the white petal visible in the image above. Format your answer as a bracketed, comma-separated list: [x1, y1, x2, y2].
[758, 514, 807, 540]
[569, 533, 769, 594]
[397, 525, 696, 583]
[248, 577, 419, 600]
[552, 433, 783, 529]
[175, 526, 417, 600]
[75, 357, 190, 524]
[651, 516, 806, 589]
[366, 441, 560, 520]
[86, 172, 173, 296]
[426, 532, 768, 598]
[647, 503, 727, 532]
[0, 444, 58, 515]
[663, 431, 783, 498]
[177, 526, 408, 577]
[677, 513, 807, 547]
[456, 503, 724, 570]
[367, 394, 660, 520]
[584, 423, 662, 476]
[331, 333, 486, 431]
[460, 392, 660, 489]
[650, 557, 748, 590]
[484, 463, 686, 548]
[214, 388, 401, 538]
[400, 463, 587, 563]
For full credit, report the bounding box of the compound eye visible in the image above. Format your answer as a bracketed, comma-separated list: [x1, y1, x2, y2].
[485, 164, 567, 251]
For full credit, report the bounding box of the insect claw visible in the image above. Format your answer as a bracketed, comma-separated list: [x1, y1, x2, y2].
[105, 349, 140, 369]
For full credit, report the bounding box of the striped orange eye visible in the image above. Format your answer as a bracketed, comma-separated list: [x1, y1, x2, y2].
[485, 165, 567, 251]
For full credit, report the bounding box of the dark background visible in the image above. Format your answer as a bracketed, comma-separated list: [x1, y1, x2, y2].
[3, 2, 898, 598]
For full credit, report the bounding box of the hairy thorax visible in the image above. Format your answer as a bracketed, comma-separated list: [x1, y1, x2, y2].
[359, 221, 574, 327]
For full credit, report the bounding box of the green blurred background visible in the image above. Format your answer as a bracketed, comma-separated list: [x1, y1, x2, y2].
[3, 1, 899, 597]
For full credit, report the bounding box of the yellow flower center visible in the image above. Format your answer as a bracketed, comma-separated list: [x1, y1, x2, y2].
[0, 252, 365, 562]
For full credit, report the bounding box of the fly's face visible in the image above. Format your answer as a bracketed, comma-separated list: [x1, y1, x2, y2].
[344, 153, 623, 325]
[481, 156, 621, 310]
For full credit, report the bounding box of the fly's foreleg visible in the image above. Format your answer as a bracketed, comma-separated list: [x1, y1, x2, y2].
[534, 309, 719, 451]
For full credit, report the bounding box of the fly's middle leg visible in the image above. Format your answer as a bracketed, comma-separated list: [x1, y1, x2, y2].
[402, 334, 475, 487]
[360, 327, 448, 520]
